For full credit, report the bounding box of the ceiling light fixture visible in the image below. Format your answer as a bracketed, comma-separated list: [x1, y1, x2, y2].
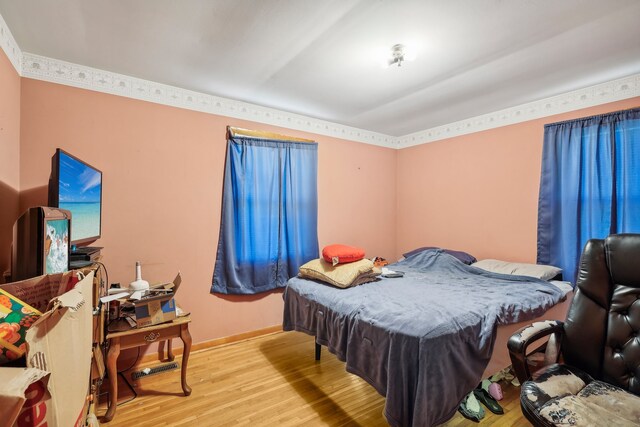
[387, 44, 416, 67]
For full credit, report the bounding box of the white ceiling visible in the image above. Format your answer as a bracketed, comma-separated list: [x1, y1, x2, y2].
[1, 0, 639, 137]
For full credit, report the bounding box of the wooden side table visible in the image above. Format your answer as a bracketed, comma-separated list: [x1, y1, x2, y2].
[103, 315, 192, 422]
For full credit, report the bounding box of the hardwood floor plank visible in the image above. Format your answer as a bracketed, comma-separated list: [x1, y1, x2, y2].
[98, 331, 528, 426]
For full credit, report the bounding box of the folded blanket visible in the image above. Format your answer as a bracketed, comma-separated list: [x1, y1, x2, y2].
[298, 258, 380, 288]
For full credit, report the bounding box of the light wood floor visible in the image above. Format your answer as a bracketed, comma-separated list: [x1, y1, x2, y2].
[98, 331, 530, 426]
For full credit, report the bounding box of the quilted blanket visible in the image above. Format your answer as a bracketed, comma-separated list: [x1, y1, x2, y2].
[283, 250, 564, 426]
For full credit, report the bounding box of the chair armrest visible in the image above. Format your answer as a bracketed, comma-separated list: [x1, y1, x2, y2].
[507, 320, 564, 384]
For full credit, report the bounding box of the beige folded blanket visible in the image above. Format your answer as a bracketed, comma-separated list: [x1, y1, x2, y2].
[298, 258, 381, 288]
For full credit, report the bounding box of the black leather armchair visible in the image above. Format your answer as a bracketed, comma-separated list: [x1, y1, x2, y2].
[507, 234, 640, 426]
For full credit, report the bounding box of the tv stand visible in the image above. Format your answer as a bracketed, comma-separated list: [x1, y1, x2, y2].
[71, 246, 103, 256]
[70, 259, 94, 269]
[70, 246, 103, 264]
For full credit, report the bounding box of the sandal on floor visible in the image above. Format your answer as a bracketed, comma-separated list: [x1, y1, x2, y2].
[488, 382, 503, 401]
[480, 379, 503, 401]
[473, 386, 504, 415]
[458, 392, 485, 422]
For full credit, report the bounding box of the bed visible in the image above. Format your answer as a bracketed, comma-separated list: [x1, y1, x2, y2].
[282, 250, 572, 427]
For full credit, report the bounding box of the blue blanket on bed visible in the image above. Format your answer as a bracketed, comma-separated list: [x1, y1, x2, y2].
[282, 250, 564, 427]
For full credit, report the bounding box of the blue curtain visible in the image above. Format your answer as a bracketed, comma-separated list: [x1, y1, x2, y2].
[537, 108, 640, 284]
[211, 136, 319, 294]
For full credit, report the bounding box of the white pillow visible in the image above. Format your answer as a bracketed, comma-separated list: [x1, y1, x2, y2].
[471, 259, 561, 281]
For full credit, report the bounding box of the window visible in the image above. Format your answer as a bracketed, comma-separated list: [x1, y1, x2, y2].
[537, 108, 640, 283]
[211, 128, 319, 294]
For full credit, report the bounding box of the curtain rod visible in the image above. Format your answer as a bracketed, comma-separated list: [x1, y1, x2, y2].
[227, 126, 315, 143]
[544, 106, 640, 128]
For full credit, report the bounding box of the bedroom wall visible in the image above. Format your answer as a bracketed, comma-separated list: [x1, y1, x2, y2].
[17, 78, 397, 347]
[396, 96, 640, 263]
[7, 52, 639, 347]
[0, 48, 20, 282]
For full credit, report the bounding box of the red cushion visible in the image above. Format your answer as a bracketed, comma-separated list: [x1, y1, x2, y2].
[322, 244, 365, 266]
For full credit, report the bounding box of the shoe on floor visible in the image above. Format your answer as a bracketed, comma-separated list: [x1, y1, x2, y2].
[473, 386, 504, 415]
[488, 382, 503, 401]
[480, 378, 503, 401]
[458, 391, 486, 422]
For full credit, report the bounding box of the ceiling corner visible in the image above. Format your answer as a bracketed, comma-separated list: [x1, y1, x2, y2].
[0, 10, 22, 74]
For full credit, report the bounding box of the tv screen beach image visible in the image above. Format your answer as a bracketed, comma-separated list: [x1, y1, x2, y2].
[58, 151, 102, 242]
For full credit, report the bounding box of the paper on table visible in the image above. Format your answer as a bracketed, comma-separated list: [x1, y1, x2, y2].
[99, 292, 130, 303]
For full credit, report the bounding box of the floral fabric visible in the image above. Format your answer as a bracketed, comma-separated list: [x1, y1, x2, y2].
[0, 290, 42, 364]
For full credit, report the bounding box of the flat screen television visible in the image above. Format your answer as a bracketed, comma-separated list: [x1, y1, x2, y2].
[11, 207, 71, 281]
[48, 149, 102, 246]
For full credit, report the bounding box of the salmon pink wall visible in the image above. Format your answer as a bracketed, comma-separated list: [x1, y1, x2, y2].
[17, 78, 397, 347]
[0, 49, 20, 281]
[396, 96, 640, 263]
[6, 60, 640, 349]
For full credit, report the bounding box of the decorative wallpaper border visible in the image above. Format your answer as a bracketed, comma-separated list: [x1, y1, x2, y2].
[396, 73, 640, 148]
[1, 11, 639, 149]
[0, 11, 21, 73]
[20, 53, 396, 148]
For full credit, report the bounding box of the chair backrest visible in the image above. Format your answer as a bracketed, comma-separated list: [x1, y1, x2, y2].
[563, 233, 640, 395]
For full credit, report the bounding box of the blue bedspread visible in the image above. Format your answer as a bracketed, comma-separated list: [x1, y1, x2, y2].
[282, 250, 564, 427]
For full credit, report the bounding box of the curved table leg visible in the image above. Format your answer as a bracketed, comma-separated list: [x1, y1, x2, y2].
[104, 337, 121, 422]
[179, 324, 192, 396]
